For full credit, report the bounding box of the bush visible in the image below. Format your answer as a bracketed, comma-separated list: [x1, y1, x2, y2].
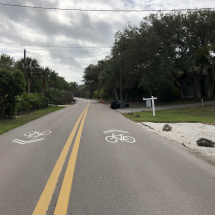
[45, 88, 72, 105]
[93, 89, 104, 99]
[0, 69, 25, 117]
[4, 96, 17, 116]
[17, 93, 49, 112]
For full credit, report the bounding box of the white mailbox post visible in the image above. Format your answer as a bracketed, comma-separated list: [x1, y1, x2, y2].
[143, 96, 157, 116]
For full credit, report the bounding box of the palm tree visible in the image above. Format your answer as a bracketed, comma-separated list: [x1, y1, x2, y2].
[39, 67, 57, 95]
[69, 82, 78, 94]
[0, 54, 15, 70]
[16, 57, 40, 94]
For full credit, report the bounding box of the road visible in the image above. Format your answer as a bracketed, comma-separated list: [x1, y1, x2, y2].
[0, 98, 215, 215]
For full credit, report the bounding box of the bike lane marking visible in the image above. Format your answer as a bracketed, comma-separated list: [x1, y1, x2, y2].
[54, 102, 90, 215]
[103, 129, 136, 143]
[12, 130, 52, 145]
[32, 103, 89, 215]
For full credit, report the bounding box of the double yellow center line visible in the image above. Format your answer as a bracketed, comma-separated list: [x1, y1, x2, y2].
[33, 103, 90, 215]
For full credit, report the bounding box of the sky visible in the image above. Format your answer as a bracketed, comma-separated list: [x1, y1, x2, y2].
[0, 0, 215, 85]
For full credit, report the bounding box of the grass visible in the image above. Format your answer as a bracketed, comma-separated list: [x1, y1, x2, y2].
[0, 106, 65, 135]
[122, 105, 215, 125]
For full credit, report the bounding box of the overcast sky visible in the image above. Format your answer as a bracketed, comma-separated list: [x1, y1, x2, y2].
[0, 0, 215, 85]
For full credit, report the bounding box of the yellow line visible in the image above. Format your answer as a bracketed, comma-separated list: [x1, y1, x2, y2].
[32, 103, 89, 215]
[54, 103, 90, 215]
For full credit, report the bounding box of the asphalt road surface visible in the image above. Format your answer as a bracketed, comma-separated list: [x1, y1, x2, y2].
[0, 98, 215, 215]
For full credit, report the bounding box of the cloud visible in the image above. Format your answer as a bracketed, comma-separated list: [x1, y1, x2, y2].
[1, 0, 215, 84]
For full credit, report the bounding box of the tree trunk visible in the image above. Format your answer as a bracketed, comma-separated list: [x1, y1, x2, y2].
[1, 105, 5, 118]
[212, 61, 215, 96]
[1, 97, 6, 118]
[113, 87, 119, 101]
[175, 81, 184, 99]
[193, 74, 202, 99]
[179, 83, 184, 99]
[205, 75, 214, 98]
[27, 78, 31, 94]
[41, 80, 46, 95]
[211, 84, 215, 96]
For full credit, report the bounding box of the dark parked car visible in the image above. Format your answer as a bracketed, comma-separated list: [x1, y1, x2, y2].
[110, 100, 120, 109]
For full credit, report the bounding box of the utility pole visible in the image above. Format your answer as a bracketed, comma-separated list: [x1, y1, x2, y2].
[120, 48, 122, 102]
[24, 49, 26, 80]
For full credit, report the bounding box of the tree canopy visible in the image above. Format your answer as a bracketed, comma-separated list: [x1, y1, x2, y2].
[83, 9, 215, 100]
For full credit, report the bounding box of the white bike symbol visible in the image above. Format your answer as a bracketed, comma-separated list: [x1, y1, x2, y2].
[24, 130, 52, 139]
[105, 133, 135, 143]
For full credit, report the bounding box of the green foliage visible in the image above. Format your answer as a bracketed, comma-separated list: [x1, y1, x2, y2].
[69, 82, 78, 94]
[0, 69, 25, 117]
[4, 96, 17, 117]
[0, 54, 15, 70]
[16, 93, 49, 112]
[93, 89, 104, 99]
[48, 76, 70, 91]
[155, 81, 176, 102]
[75, 85, 90, 98]
[45, 88, 72, 105]
[83, 9, 215, 101]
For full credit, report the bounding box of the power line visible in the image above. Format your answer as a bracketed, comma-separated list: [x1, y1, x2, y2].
[0, 2, 214, 12]
[0, 44, 110, 53]
[0, 42, 111, 49]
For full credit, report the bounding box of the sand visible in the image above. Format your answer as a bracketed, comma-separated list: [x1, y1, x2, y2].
[139, 122, 215, 165]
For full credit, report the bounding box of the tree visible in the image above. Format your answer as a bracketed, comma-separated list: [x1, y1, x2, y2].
[0, 54, 15, 70]
[48, 75, 70, 91]
[69, 82, 78, 95]
[181, 10, 215, 98]
[99, 57, 120, 101]
[0, 69, 25, 117]
[82, 64, 101, 97]
[195, 43, 215, 98]
[16, 57, 40, 94]
[37, 67, 57, 95]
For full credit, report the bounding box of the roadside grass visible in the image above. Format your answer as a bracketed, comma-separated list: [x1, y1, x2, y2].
[122, 105, 215, 125]
[0, 106, 64, 135]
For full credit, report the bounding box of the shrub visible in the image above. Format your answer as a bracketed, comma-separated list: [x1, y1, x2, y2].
[17, 93, 49, 112]
[45, 88, 72, 105]
[0, 69, 25, 117]
[93, 89, 104, 99]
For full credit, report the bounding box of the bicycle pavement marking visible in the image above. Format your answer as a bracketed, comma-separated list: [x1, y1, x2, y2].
[103, 129, 136, 143]
[12, 130, 52, 145]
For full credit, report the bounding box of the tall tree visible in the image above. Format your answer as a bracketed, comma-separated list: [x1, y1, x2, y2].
[181, 10, 215, 98]
[69, 82, 78, 95]
[0, 54, 15, 70]
[83, 64, 101, 97]
[37, 67, 57, 95]
[99, 57, 120, 101]
[16, 57, 40, 94]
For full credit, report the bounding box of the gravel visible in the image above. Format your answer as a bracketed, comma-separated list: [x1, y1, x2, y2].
[139, 122, 215, 165]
